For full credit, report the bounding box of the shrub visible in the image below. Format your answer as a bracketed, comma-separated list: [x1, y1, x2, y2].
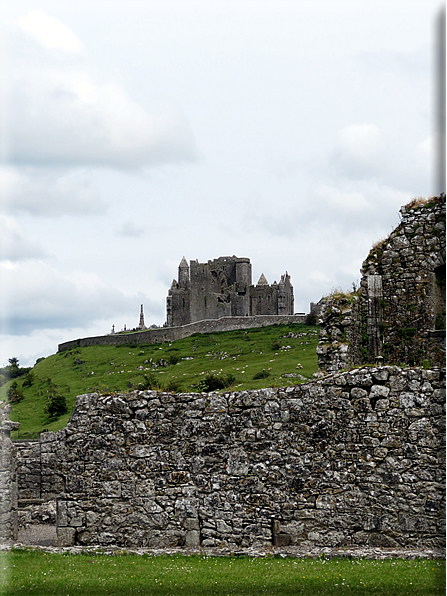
[45, 394, 67, 418]
[253, 370, 270, 380]
[167, 354, 180, 365]
[166, 380, 182, 392]
[197, 373, 236, 392]
[271, 341, 281, 350]
[138, 373, 162, 390]
[305, 311, 317, 326]
[22, 372, 34, 388]
[7, 380, 24, 403]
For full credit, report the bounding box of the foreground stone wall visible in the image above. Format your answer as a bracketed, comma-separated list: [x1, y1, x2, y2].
[58, 315, 305, 353]
[54, 366, 445, 550]
[0, 404, 19, 542]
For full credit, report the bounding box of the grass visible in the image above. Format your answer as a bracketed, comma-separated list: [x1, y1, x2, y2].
[0, 550, 444, 595]
[0, 323, 319, 439]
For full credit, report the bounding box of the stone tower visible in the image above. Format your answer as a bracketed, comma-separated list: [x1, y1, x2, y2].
[138, 304, 146, 330]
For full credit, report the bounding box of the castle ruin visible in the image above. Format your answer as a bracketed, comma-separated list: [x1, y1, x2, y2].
[166, 256, 294, 327]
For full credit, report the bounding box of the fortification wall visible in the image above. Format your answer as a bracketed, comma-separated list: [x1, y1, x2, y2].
[58, 315, 305, 353]
[45, 366, 445, 550]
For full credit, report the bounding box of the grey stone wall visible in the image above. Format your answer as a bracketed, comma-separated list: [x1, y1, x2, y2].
[54, 366, 445, 550]
[315, 294, 359, 374]
[316, 195, 446, 374]
[15, 437, 64, 504]
[58, 315, 305, 353]
[356, 196, 445, 367]
[0, 403, 19, 543]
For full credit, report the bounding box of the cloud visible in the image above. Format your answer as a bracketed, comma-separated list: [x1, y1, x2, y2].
[116, 221, 145, 238]
[0, 261, 157, 335]
[17, 10, 84, 53]
[330, 123, 386, 181]
[0, 166, 105, 216]
[0, 215, 47, 261]
[5, 11, 197, 169]
[328, 122, 430, 192]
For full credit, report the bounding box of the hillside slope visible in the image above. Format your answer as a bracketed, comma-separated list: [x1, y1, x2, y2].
[1, 323, 319, 439]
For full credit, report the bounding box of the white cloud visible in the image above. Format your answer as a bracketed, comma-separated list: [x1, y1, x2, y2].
[6, 12, 197, 169]
[315, 184, 369, 212]
[0, 166, 105, 216]
[0, 261, 151, 335]
[0, 215, 47, 261]
[338, 123, 384, 161]
[116, 221, 145, 238]
[17, 10, 84, 53]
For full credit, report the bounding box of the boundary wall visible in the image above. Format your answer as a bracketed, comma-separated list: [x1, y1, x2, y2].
[26, 366, 445, 550]
[58, 315, 305, 353]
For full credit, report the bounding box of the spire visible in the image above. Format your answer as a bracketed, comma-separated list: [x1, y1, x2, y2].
[138, 304, 146, 329]
[257, 273, 268, 285]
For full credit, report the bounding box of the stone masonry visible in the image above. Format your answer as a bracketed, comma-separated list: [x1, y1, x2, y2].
[49, 366, 445, 550]
[0, 403, 19, 543]
[316, 195, 446, 374]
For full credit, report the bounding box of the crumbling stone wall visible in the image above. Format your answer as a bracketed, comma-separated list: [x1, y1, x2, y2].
[0, 404, 19, 542]
[316, 196, 446, 373]
[54, 366, 445, 550]
[315, 294, 359, 374]
[355, 195, 445, 367]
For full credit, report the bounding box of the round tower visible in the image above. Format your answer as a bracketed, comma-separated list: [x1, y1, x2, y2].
[178, 256, 190, 287]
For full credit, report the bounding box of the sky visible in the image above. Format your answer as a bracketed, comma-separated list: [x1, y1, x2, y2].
[0, 0, 444, 367]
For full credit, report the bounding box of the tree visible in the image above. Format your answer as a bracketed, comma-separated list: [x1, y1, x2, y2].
[45, 394, 67, 418]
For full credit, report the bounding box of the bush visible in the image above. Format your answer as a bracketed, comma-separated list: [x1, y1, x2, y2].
[166, 380, 182, 392]
[253, 370, 270, 380]
[7, 380, 24, 403]
[167, 354, 180, 366]
[197, 373, 236, 393]
[138, 373, 162, 390]
[271, 341, 280, 351]
[45, 394, 67, 418]
[305, 311, 318, 325]
[22, 372, 34, 388]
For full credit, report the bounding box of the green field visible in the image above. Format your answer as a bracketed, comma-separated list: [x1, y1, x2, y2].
[0, 551, 444, 595]
[0, 323, 319, 439]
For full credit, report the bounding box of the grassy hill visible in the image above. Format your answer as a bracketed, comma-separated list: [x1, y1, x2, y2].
[0, 323, 319, 439]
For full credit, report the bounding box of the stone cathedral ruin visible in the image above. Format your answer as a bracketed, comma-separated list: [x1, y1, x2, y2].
[166, 256, 294, 327]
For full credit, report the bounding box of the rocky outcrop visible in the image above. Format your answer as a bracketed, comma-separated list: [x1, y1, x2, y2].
[48, 366, 445, 550]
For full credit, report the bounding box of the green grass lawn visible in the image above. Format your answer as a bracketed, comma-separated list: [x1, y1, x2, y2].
[0, 551, 444, 595]
[0, 323, 319, 439]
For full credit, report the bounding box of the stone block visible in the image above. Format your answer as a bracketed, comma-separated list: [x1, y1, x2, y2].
[185, 530, 200, 547]
[273, 533, 291, 546]
[57, 526, 76, 546]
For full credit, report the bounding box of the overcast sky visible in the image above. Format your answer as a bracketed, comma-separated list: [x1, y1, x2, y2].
[0, 0, 443, 367]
